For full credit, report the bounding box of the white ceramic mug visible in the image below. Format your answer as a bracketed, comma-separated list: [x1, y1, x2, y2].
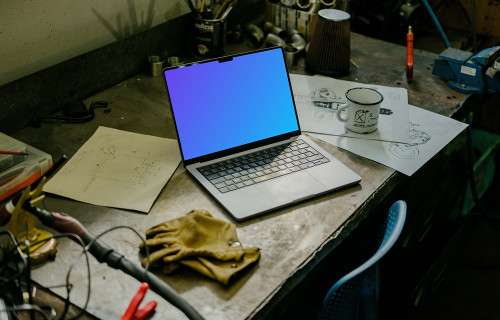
[336, 87, 384, 134]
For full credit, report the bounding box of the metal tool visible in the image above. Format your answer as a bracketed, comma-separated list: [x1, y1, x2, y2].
[421, 0, 500, 94]
[432, 46, 500, 94]
[7, 180, 57, 264]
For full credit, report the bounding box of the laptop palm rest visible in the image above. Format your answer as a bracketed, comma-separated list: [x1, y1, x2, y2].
[256, 171, 324, 204]
[218, 170, 325, 220]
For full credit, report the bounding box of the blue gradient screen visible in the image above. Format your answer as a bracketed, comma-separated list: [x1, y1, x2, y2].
[164, 48, 300, 161]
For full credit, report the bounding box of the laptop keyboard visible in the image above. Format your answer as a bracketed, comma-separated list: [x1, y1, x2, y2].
[197, 139, 330, 193]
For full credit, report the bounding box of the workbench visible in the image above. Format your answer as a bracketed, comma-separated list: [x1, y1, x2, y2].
[8, 32, 475, 319]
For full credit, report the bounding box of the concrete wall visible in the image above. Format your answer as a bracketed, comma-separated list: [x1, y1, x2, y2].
[0, 0, 267, 134]
[0, 0, 189, 86]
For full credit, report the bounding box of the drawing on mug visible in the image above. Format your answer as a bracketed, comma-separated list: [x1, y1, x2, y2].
[354, 110, 368, 123]
[354, 110, 380, 125]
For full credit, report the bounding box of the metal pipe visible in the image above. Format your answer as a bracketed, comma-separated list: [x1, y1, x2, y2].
[264, 33, 287, 48]
[262, 21, 288, 39]
[421, 0, 450, 48]
[245, 24, 265, 48]
[288, 29, 306, 52]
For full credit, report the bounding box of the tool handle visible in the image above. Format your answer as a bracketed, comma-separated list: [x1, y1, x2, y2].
[406, 26, 414, 83]
[134, 301, 157, 320]
[115, 255, 204, 320]
[23, 204, 129, 266]
[24, 204, 92, 240]
[121, 283, 150, 320]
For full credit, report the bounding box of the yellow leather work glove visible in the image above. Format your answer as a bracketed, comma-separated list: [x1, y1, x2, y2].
[162, 247, 260, 285]
[141, 210, 246, 267]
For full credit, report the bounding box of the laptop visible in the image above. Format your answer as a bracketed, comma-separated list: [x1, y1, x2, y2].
[163, 47, 361, 221]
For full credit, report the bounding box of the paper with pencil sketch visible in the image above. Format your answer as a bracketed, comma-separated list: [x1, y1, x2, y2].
[290, 74, 411, 143]
[43, 126, 181, 212]
[309, 105, 468, 176]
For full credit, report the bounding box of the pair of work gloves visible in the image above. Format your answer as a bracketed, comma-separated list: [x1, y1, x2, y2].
[140, 210, 260, 285]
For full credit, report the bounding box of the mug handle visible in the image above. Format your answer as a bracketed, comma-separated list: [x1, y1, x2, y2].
[336, 103, 349, 122]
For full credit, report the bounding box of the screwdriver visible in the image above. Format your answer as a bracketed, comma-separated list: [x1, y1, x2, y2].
[406, 25, 414, 83]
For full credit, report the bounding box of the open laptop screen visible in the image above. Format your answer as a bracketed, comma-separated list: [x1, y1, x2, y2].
[164, 47, 300, 162]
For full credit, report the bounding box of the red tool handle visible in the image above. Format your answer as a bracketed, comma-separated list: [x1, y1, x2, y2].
[406, 26, 414, 83]
[121, 283, 157, 320]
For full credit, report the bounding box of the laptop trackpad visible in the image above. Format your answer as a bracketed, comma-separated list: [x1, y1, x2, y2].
[257, 171, 325, 205]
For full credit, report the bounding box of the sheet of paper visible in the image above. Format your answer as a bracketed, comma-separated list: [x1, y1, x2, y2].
[43, 126, 181, 212]
[290, 74, 411, 143]
[309, 105, 468, 176]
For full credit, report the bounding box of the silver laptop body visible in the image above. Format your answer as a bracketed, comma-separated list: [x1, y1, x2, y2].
[163, 47, 361, 221]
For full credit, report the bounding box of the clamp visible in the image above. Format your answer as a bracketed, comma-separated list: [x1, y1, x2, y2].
[7, 178, 57, 264]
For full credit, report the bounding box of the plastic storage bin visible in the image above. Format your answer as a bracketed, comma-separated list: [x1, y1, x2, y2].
[0, 133, 52, 201]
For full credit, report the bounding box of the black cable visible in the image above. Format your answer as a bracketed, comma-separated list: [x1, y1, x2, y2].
[0, 231, 29, 292]
[60, 224, 152, 320]
[23, 203, 204, 320]
[14, 232, 91, 320]
[88, 225, 151, 273]
[24, 224, 151, 320]
[0, 232, 34, 320]
[63, 101, 92, 118]
[22, 240, 35, 320]
[61, 234, 90, 320]
[32, 101, 109, 127]
[5, 304, 56, 320]
[39, 233, 91, 320]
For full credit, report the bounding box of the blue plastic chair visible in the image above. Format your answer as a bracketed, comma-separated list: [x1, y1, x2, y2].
[317, 200, 407, 320]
